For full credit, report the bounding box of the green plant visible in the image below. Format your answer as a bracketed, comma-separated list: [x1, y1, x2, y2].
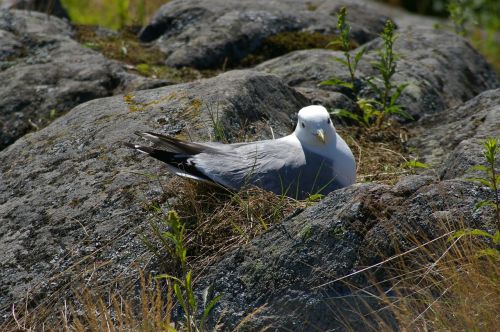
[365, 19, 411, 128]
[448, 0, 468, 35]
[330, 98, 380, 128]
[322, 10, 410, 128]
[450, 228, 500, 259]
[205, 102, 228, 143]
[402, 159, 430, 175]
[116, 0, 129, 30]
[320, 7, 366, 94]
[136, 0, 146, 26]
[467, 137, 500, 227]
[449, 137, 500, 260]
[153, 211, 221, 331]
[444, 0, 500, 74]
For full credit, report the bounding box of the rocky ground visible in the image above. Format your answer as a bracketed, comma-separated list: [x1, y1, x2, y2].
[0, 0, 498, 330]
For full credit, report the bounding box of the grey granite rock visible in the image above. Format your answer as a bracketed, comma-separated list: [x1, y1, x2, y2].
[197, 177, 493, 330]
[138, 0, 392, 69]
[1, 0, 69, 19]
[0, 70, 308, 323]
[409, 88, 500, 179]
[0, 10, 161, 150]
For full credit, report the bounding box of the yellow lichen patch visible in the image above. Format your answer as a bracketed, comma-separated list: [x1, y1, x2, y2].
[123, 94, 142, 112]
[124, 91, 189, 113]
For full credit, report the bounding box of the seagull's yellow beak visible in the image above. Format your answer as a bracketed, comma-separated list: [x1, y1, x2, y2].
[316, 129, 326, 144]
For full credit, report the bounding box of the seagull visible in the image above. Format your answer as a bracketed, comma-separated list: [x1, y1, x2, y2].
[126, 105, 356, 199]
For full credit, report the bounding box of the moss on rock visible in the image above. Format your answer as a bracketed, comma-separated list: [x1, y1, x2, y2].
[74, 25, 219, 83]
[240, 30, 347, 67]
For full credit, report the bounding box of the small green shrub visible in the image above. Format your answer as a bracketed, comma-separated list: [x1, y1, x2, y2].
[320, 7, 366, 94]
[445, 0, 500, 74]
[467, 137, 500, 227]
[152, 211, 221, 332]
[322, 8, 410, 128]
[450, 137, 500, 259]
[365, 19, 411, 128]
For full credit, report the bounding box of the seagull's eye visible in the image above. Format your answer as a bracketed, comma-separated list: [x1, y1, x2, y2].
[301, 122, 305, 128]
[327, 118, 331, 124]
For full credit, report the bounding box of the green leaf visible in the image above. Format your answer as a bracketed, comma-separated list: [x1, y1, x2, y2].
[185, 271, 197, 311]
[469, 165, 490, 172]
[200, 294, 222, 331]
[319, 78, 353, 89]
[475, 200, 496, 209]
[353, 47, 366, 68]
[330, 109, 364, 125]
[390, 83, 409, 106]
[466, 177, 494, 188]
[403, 160, 429, 169]
[154, 274, 183, 283]
[450, 228, 495, 241]
[364, 77, 382, 95]
[386, 106, 413, 120]
[332, 57, 349, 67]
[476, 248, 500, 260]
[307, 193, 324, 202]
[326, 40, 343, 48]
[174, 283, 188, 315]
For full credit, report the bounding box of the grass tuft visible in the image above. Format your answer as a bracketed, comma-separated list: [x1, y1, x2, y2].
[151, 179, 306, 274]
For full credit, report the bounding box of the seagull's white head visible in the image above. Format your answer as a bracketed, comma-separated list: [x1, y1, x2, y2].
[294, 105, 336, 147]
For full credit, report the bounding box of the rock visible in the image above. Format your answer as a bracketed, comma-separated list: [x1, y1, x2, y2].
[0, 10, 161, 150]
[0, 70, 308, 322]
[0, 0, 69, 19]
[256, 27, 499, 119]
[197, 177, 494, 330]
[193, 85, 500, 332]
[409, 88, 500, 179]
[138, 0, 391, 69]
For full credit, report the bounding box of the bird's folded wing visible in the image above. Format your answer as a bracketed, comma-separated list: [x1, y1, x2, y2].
[192, 140, 305, 191]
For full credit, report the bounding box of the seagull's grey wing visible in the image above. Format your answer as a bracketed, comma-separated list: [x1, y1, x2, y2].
[194, 140, 346, 198]
[192, 139, 307, 195]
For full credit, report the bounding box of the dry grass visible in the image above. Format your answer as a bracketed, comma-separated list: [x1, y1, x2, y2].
[67, 273, 174, 332]
[145, 178, 307, 276]
[31, 216, 496, 332]
[323, 221, 500, 331]
[386, 234, 499, 331]
[6, 122, 497, 330]
[338, 123, 412, 185]
[3, 122, 414, 331]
